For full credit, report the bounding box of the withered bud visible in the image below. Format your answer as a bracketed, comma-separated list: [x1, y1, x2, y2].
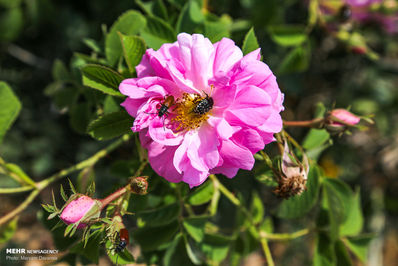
[274, 142, 309, 199]
[130, 176, 149, 195]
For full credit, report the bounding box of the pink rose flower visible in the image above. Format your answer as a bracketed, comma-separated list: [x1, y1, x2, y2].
[120, 33, 284, 187]
[60, 195, 99, 228]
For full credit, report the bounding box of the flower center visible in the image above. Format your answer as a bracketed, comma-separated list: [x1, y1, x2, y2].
[171, 93, 213, 132]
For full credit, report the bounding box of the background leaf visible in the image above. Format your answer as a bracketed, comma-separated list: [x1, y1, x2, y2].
[87, 111, 133, 141]
[0, 82, 21, 143]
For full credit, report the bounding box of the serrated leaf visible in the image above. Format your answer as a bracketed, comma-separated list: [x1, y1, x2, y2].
[81, 64, 124, 97]
[276, 165, 321, 219]
[87, 111, 133, 141]
[0, 82, 21, 143]
[118, 33, 146, 73]
[268, 25, 307, 47]
[140, 16, 176, 50]
[133, 221, 179, 251]
[60, 184, 68, 202]
[183, 216, 208, 242]
[242, 27, 259, 55]
[137, 203, 180, 227]
[187, 180, 214, 206]
[105, 10, 146, 66]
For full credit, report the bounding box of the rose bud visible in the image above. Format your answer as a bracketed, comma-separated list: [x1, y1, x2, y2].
[60, 195, 102, 228]
[130, 176, 149, 195]
[325, 108, 361, 134]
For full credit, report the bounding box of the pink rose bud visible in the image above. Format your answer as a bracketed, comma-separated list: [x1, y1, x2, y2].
[330, 109, 361, 126]
[60, 195, 101, 228]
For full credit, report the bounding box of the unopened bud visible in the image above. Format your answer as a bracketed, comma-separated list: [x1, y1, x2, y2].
[60, 194, 102, 228]
[130, 176, 148, 195]
[325, 108, 361, 134]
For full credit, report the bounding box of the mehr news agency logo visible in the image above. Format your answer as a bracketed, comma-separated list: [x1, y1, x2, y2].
[5, 248, 59, 261]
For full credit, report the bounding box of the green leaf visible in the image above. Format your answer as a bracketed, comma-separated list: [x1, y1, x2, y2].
[163, 234, 195, 266]
[268, 25, 307, 47]
[69, 102, 92, 134]
[4, 163, 35, 186]
[250, 192, 264, 224]
[137, 203, 180, 227]
[323, 178, 353, 239]
[204, 14, 232, 43]
[199, 233, 231, 263]
[302, 129, 331, 160]
[81, 64, 124, 97]
[0, 7, 23, 41]
[314, 231, 336, 266]
[242, 27, 260, 55]
[52, 59, 70, 81]
[118, 33, 146, 73]
[140, 16, 176, 50]
[68, 178, 77, 194]
[103, 95, 121, 114]
[276, 165, 321, 219]
[183, 216, 208, 242]
[106, 240, 135, 265]
[87, 111, 133, 141]
[277, 45, 310, 75]
[0, 217, 18, 244]
[105, 10, 146, 66]
[335, 240, 353, 266]
[70, 229, 104, 264]
[64, 224, 75, 237]
[0, 82, 21, 143]
[133, 221, 179, 251]
[187, 180, 214, 206]
[60, 184, 68, 201]
[344, 234, 373, 262]
[339, 190, 363, 236]
[176, 0, 204, 33]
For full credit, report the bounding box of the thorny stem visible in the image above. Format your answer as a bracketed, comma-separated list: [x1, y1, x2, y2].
[0, 186, 34, 194]
[0, 134, 131, 226]
[100, 186, 128, 208]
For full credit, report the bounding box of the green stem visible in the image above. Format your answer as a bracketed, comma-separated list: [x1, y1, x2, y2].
[0, 189, 40, 225]
[260, 228, 310, 241]
[209, 175, 274, 265]
[0, 134, 131, 226]
[260, 238, 275, 266]
[0, 186, 34, 194]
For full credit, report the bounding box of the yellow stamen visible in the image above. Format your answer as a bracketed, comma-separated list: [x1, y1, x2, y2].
[172, 93, 211, 131]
